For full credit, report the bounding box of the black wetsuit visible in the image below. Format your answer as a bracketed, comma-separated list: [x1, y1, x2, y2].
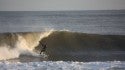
[40, 43, 47, 54]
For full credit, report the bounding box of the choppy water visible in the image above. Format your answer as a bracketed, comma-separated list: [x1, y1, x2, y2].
[0, 61, 125, 70]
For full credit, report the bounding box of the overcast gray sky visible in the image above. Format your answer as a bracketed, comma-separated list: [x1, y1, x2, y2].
[0, 0, 125, 11]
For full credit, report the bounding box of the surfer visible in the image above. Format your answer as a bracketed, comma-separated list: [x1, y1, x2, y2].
[40, 42, 47, 54]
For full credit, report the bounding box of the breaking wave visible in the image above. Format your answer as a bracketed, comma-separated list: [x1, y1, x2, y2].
[0, 30, 125, 61]
[0, 30, 53, 60]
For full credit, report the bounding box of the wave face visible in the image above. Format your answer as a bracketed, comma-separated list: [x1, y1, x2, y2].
[38, 31, 125, 51]
[36, 31, 125, 61]
[0, 30, 53, 60]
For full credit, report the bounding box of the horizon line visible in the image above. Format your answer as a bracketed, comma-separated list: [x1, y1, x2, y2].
[0, 9, 125, 12]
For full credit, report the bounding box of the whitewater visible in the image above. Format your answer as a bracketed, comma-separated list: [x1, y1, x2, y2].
[0, 61, 125, 70]
[0, 30, 53, 60]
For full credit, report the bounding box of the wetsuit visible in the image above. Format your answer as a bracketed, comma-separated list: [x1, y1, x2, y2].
[40, 43, 47, 54]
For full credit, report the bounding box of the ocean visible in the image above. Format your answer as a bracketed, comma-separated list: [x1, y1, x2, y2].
[0, 10, 125, 70]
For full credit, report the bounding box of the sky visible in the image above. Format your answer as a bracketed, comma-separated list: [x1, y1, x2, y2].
[0, 0, 125, 11]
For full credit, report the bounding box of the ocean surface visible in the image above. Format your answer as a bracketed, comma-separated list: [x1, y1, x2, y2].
[0, 10, 125, 35]
[0, 10, 125, 70]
